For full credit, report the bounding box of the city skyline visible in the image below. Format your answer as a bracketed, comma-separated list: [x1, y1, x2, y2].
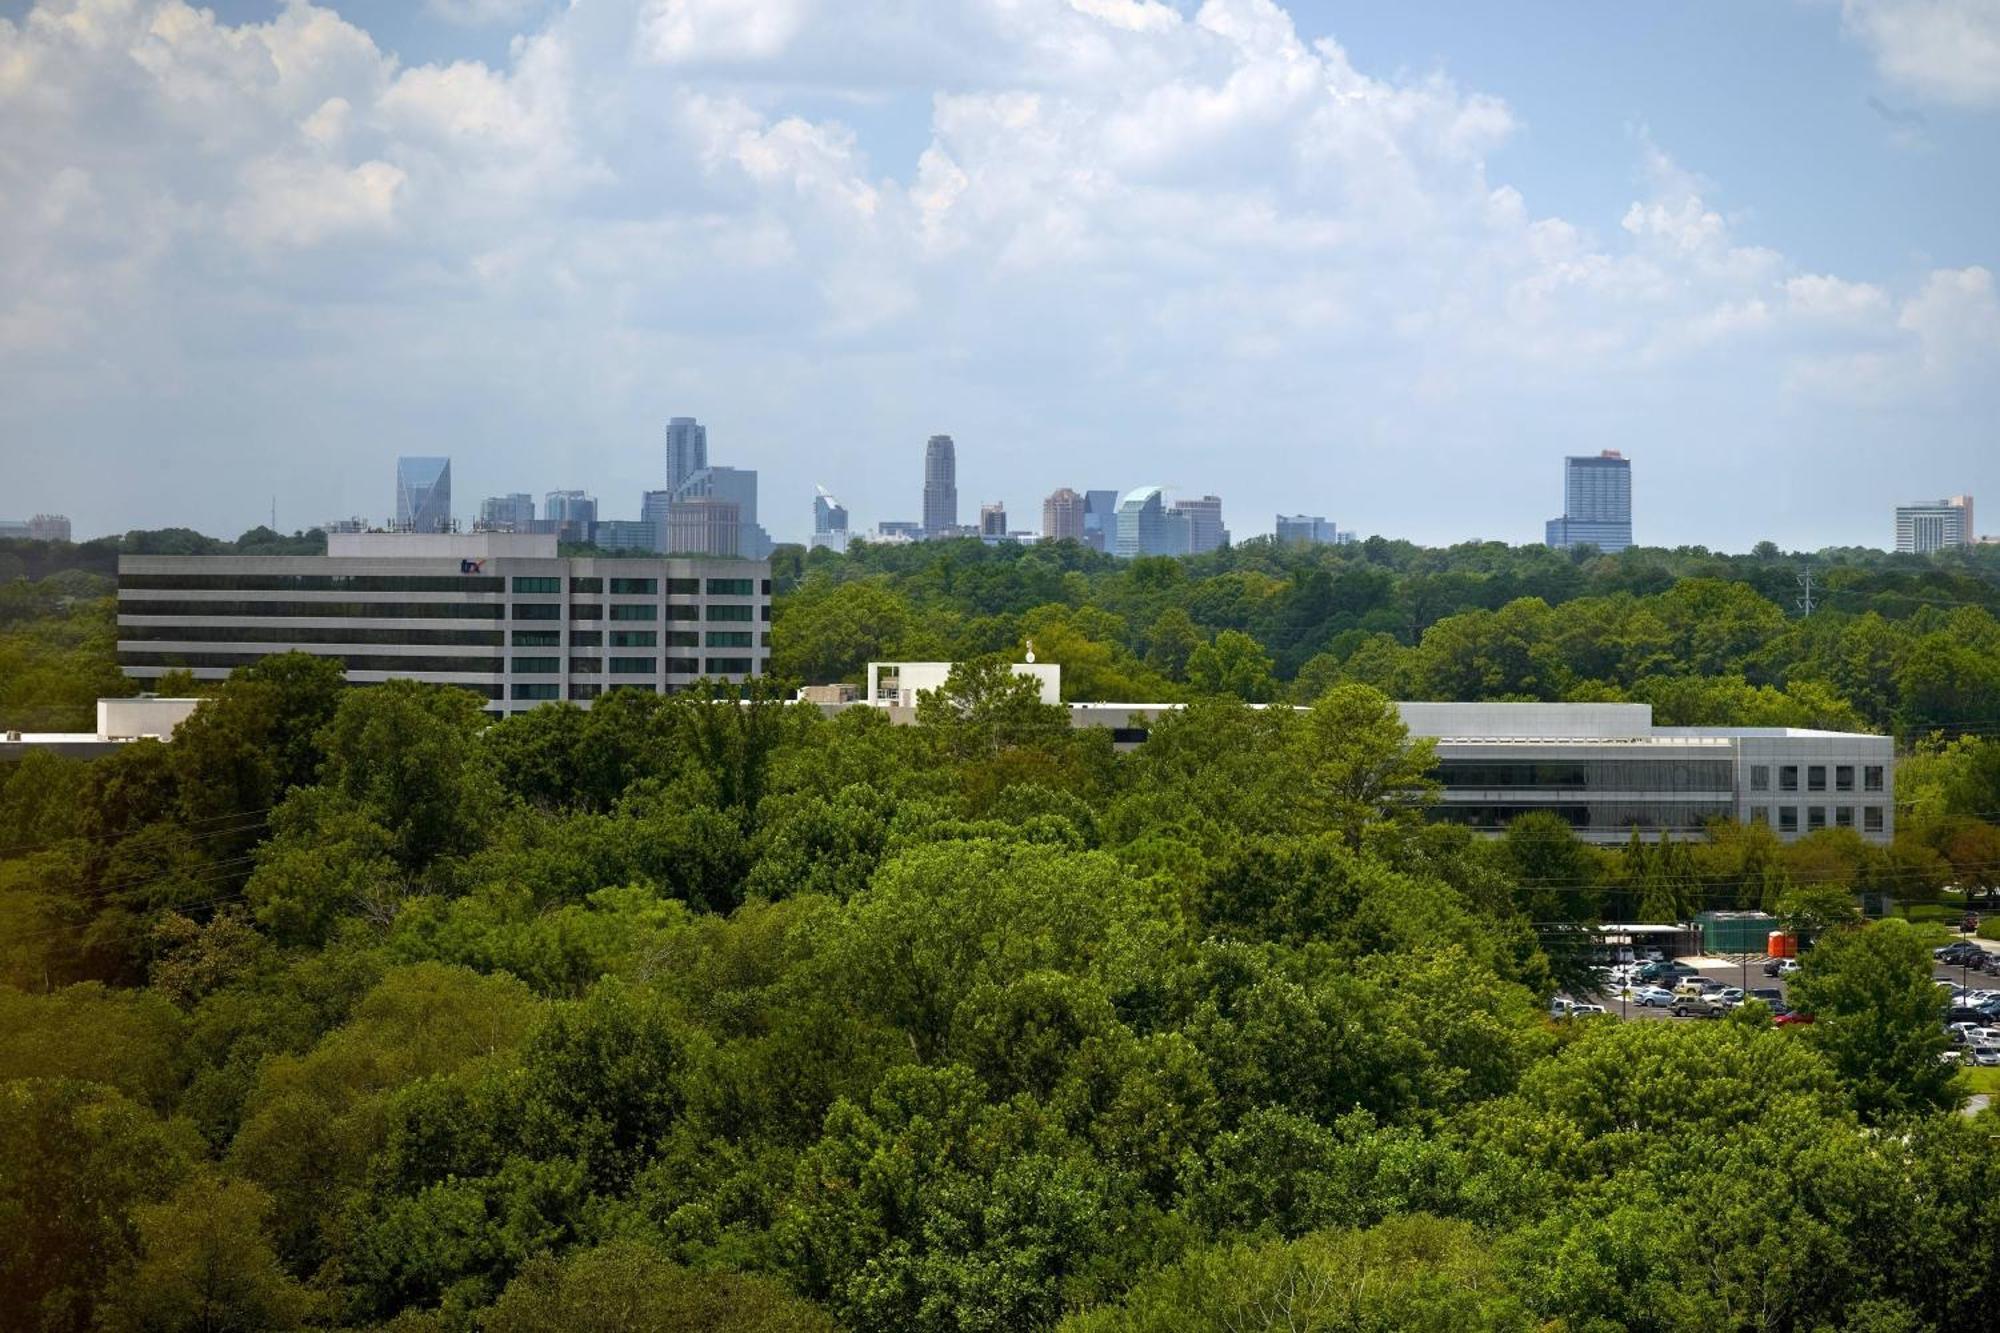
[5, 1, 1996, 550]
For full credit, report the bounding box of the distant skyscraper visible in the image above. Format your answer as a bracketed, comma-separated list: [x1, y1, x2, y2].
[1896, 495, 1974, 554]
[877, 520, 923, 541]
[593, 520, 658, 552]
[811, 487, 850, 553]
[1545, 450, 1632, 553]
[641, 489, 675, 534]
[1276, 515, 1339, 546]
[667, 497, 742, 557]
[980, 502, 1008, 538]
[923, 435, 958, 537]
[1043, 488, 1085, 543]
[676, 465, 771, 558]
[1171, 495, 1229, 554]
[1081, 489, 1119, 552]
[666, 417, 708, 497]
[0, 514, 72, 542]
[395, 457, 452, 533]
[477, 493, 535, 532]
[1114, 487, 1188, 559]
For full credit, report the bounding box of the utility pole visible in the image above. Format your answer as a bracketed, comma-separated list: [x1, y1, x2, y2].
[1796, 568, 1815, 617]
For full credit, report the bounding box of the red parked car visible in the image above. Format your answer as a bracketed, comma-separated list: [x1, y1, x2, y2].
[1773, 1010, 1814, 1026]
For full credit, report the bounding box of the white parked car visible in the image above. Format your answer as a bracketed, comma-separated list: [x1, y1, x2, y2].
[1632, 985, 1676, 1007]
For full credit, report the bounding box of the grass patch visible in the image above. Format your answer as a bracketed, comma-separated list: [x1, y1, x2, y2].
[1959, 1065, 2000, 1097]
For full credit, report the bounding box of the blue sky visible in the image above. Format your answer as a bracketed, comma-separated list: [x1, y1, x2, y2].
[2, 0, 1996, 549]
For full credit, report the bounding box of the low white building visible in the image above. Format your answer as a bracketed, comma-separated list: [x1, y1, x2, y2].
[2, 696, 204, 759]
[865, 661, 1062, 709]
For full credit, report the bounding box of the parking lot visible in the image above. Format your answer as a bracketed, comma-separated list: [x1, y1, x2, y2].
[1566, 939, 2000, 1026]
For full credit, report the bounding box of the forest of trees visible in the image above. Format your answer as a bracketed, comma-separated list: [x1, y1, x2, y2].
[5, 531, 2000, 1329]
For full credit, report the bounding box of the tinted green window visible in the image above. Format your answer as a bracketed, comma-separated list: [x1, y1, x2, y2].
[706, 604, 753, 622]
[609, 578, 657, 595]
[706, 579, 755, 596]
[665, 605, 700, 620]
[666, 579, 699, 595]
[569, 658, 602, 674]
[610, 630, 656, 647]
[119, 599, 506, 620]
[120, 650, 504, 673]
[119, 624, 503, 647]
[570, 577, 603, 594]
[666, 631, 698, 647]
[512, 577, 561, 594]
[706, 631, 753, 648]
[121, 573, 506, 593]
[570, 605, 603, 620]
[705, 657, 753, 674]
[511, 630, 560, 647]
[570, 630, 603, 647]
[512, 604, 560, 620]
[664, 658, 700, 675]
[511, 682, 561, 700]
[570, 683, 602, 701]
[610, 604, 657, 621]
[512, 656, 560, 673]
[610, 657, 656, 674]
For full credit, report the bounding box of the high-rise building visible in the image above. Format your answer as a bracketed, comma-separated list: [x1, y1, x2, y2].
[667, 497, 742, 558]
[876, 520, 922, 542]
[0, 514, 72, 542]
[477, 494, 535, 532]
[537, 491, 597, 545]
[1895, 496, 1974, 554]
[1276, 515, 1339, 546]
[980, 503, 1008, 538]
[395, 457, 452, 533]
[1544, 451, 1632, 553]
[1081, 489, 1119, 553]
[811, 487, 850, 554]
[675, 466, 771, 558]
[666, 417, 708, 497]
[923, 435, 958, 537]
[641, 489, 675, 535]
[1114, 487, 1190, 559]
[1171, 495, 1229, 554]
[1042, 488, 1085, 543]
[118, 531, 770, 713]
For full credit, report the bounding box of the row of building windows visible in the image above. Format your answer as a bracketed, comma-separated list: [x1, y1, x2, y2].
[1433, 760, 1736, 793]
[120, 600, 506, 620]
[121, 650, 505, 673]
[120, 624, 505, 647]
[512, 576, 760, 596]
[122, 573, 507, 593]
[1749, 764, 1885, 794]
[1431, 801, 1737, 832]
[1750, 805, 1887, 834]
[513, 602, 761, 624]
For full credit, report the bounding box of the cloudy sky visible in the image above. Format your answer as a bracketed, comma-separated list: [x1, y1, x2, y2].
[2, 0, 1997, 549]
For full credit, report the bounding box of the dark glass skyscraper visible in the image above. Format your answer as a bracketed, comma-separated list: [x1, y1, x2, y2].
[665, 417, 708, 496]
[923, 435, 957, 537]
[1545, 451, 1632, 553]
[395, 456, 452, 533]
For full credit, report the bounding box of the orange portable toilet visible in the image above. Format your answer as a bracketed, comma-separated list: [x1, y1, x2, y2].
[1768, 931, 1794, 958]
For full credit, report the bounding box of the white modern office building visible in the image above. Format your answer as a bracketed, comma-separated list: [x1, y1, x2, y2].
[836, 678, 1892, 845]
[117, 532, 770, 714]
[1545, 451, 1633, 553]
[1894, 496, 1973, 554]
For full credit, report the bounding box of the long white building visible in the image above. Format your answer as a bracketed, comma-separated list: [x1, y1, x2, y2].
[853, 669, 1893, 845]
[118, 532, 770, 714]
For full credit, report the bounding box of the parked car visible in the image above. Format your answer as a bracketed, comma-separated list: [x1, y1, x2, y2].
[1639, 960, 1699, 982]
[1748, 987, 1784, 1006]
[1549, 997, 1608, 1018]
[1976, 1049, 2000, 1067]
[1774, 1010, 1814, 1025]
[1763, 958, 1802, 977]
[1710, 986, 1745, 1005]
[1947, 1006, 1992, 1026]
[1632, 985, 1675, 1007]
[1671, 994, 1728, 1018]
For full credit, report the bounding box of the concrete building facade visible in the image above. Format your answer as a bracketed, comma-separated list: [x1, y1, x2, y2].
[1895, 496, 1973, 554]
[117, 532, 769, 715]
